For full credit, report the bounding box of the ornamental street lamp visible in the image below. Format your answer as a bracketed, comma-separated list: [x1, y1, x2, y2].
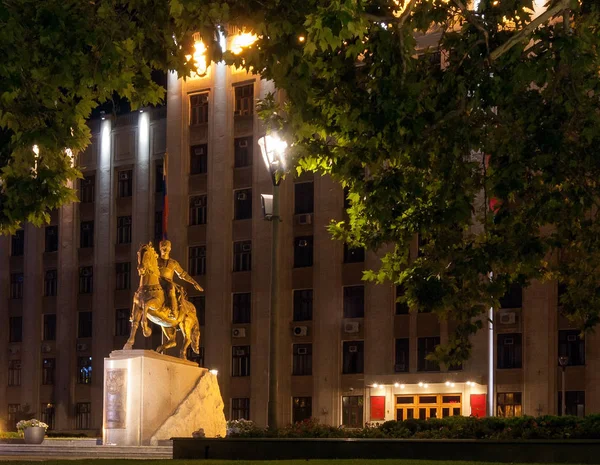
[558, 355, 569, 416]
[258, 132, 288, 430]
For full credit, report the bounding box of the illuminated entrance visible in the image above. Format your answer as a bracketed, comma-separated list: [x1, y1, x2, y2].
[395, 394, 462, 420]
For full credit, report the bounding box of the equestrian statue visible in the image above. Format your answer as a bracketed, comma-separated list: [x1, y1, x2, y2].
[123, 240, 203, 361]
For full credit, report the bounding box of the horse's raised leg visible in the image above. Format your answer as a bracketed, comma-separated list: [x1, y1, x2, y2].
[123, 303, 141, 350]
[156, 327, 177, 354]
[180, 319, 192, 360]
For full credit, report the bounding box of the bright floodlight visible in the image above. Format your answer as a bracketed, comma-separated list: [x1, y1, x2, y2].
[258, 132, 288, 172]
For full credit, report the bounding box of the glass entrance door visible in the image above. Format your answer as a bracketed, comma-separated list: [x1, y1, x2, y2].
[395, 394, 462, 420]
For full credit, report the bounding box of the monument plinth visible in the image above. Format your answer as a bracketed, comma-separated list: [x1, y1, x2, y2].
[103, 350, 226, 446]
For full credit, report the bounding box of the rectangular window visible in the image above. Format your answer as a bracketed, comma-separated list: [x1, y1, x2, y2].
[189, 195, 207, 225]
[190, 144, 208, 175]
[9, 316, 22, 343]
[231, 398, 250, 420]
[115, 309, 130, 337]
[189, 296, 206, 325]
[80, 221, 94, 248]
[42, 358, 55, 385]
[78, 311, 93, 338]
[77, 356, 92, 384]
[232, 345, 251, 377]
[189, 246, 207, 276]
[41, 403, 55, 430]
[10, 273, 23, 299]
[190, 93, 209, 125]
[294, 236, 313, 268]
[497, 333, 523, 369]
[343, 285, 365, 318]
[7, 404, 20, 430]
[234, 137, 253, 168]
[45, 226, 58, 253]
[558, 391, 585, 417]
[43, 314, 57, 341]
[418, 336, 440, 372]
[79, 267, 93, 294]
[293, 289, 313, 321]
[44, 270, 57, 297]
[234, 84, 254, 116]
[343, 244, 365, 263]
[155, 163, 165, 193]
[232, 293, 251, 324]
[499, 283, 523, 309]
[11, 230, 24, 256]
[395, 285, 409, 315]
[116, 216, 132, 244]
[79, 175, 95, 203]
[497, 392, 522, 417]
[559, 330, 585, 366]
[76, 403, 91, 430]
[233, 241, 252, 272]
[154, 211, 163, 244]
[292, 397, 312, 423]
[395, 338, 409, 373]
[342, 396, 363, 428]
[117, 170, 133, 198]
[115, 262, 131, 290]
[342, 341, 364, 374]
[234, 189, 252, 220]
[8, 360, 21, 386]
[293, 344, 313, 376]
[294, 182, 314, 214]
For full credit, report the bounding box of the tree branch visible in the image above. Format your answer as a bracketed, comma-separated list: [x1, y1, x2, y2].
[452, 0, 490, 57]
[363, 0, 417, 27]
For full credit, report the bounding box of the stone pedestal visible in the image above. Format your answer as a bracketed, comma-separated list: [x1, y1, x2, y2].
[103, 350, 226, 446]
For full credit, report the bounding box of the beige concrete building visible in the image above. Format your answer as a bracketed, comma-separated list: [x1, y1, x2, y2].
[1, 37, 598, 433]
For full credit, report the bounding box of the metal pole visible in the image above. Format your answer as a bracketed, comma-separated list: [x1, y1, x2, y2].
[487, 306, 494, 416]
[267, 184, 280, 430]
[561, 367, 566, 416]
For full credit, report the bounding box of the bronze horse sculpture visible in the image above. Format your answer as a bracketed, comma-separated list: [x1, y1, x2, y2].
[123, 243, 201, 360]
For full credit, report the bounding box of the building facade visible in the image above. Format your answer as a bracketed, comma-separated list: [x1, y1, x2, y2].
[1, 35, 599, 433]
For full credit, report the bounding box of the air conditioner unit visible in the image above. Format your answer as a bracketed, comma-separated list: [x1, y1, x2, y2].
[232, 328, 246, 338]
[504, 337, 514, 346]
[235, 348, 247, 356]
[567, 335, 578, 342]
[76, 343, 88, 352]
[344, 322, 360, 334]
[124, 217, 132, 225]
[348, 345, 358, 353]
[194, 197, 205, 207]
[299, 240, 309, 247]
[297, 347, 308, 355]
[8, 346, 20, 355]
[293, 326, 308, 336]
[46, 271, 56, 279]
[47, 228, 56, 235]
[298, 214, 312, 225]
[237, 192, 248, 201]
[242, 243, 252, 252]
[395, 363, 406, 372]
[81, 268, 92, 277]
[238, 139, 248, 148]
[82, 223, 91, 231]
[118, 171, 130, 181]
[194, 146, 206, 155]
[41, 344, 52, 353]
[499, 312, 516, 325]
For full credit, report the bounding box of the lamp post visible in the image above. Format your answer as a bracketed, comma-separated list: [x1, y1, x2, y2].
[558, 355, 569, 416]
[258, 133, 288, 430]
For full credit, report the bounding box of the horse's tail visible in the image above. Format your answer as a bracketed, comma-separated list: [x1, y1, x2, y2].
[191, 317, 201, 354]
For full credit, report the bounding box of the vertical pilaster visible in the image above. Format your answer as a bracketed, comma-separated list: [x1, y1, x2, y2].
[133, 110, 151, 246]
[0, 236, 10, 429]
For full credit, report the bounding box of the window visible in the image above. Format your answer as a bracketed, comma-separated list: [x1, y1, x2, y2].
[154, 211, 163, 244]
[8, 360, 21, 386]
[187, 346, 205, 366]
[293, 344, 312, 376]
[558, 391, 585, 417]
[189, 296, 206, 325]
[190, 93, 209, 125]
[115, 262, 131, 290]
[9, 316, 22, 343]
[10, 273, 23, 299]
[76, 402, 91, 430]
[558, 282, 567, 307]
[155, 163, 165, 193]
[11, 230, 24, 256]
[234, 189, 252, 220]
[78, 311, 93, 338]
[292, 397, 312, 423]
[116, 216, 132, 244]
[190, 144, 208, 175]
[115, 309, 130, 337]
[343, 244, 365, 263]
[78, 356, 92, 384]
[234, 84, 254, 116]
[418, 337, 440, 372]
[79, 175, 95, 203]
[499, 283, 523, 309]
[42, 358, 55, 385]
[343, 286, 365, 318]
[559, 330, 585, 366]
[233, 241, 252, 272]
[234, 137, 253, 168]
[41, 403, 55, 430]
[497, 392, 522, 417]
[294, 236, 313, 268]
[43, 314, 56, 341]
[342, 341, 364, 374]
[293, 289, 313, 321]
[44, 270, 57, 297]
[497, 333, 522, 369]
[395, 338, 410, 372]
[231, 398, 250, 420]
[80, 221, 94, 248]
[7, 404, 20, 430]
[45, 226, 58, 252]
[395, 285, 409, 315]
[342, 396, 364, 428]
[117, 170, 133, 198]
[232, 346, 250, 377]
[79, 267, 93, 294]
[294, 182, 314, 214]
[233, 293, 251, 324]
[189, 195, 207, 225]
[189, 246, 207, 276]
